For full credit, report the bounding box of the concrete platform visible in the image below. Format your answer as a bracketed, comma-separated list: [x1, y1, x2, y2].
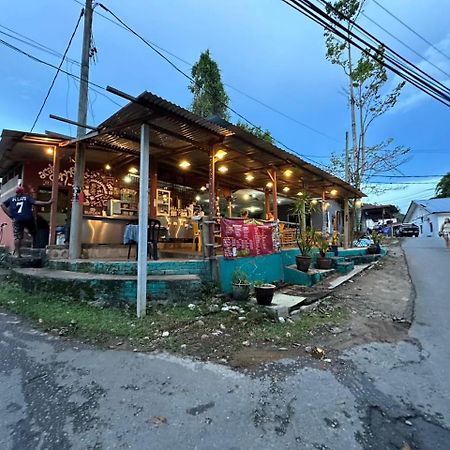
[327, 263, 373, 289]
[12, 268, 202, 304]
[268, 293, 307, 317]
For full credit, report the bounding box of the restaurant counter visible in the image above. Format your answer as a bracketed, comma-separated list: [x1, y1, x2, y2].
[81, 214, 196, 244]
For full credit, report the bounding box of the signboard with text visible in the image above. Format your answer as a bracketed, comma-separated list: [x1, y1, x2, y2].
[220, 218, 276, 259]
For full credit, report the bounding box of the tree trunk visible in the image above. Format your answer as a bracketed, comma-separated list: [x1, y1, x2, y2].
[347, 40, 359, 189]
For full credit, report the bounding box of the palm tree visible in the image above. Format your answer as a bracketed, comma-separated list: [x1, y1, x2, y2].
[435, 173, 450, 198]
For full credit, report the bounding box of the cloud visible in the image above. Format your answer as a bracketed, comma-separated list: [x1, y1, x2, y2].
[388, 33, 450, 113]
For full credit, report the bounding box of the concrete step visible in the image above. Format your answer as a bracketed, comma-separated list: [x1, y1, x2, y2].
[327, 263, 373, 289]
[12, 268, 202, 304]
[284, 264, 335, 287]
[1, 254, 43, 269]
[46, 259, 210, 280]
[334, 261, 355, 274]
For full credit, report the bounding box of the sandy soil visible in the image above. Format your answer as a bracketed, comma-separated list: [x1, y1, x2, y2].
[230, 239, 414, 369]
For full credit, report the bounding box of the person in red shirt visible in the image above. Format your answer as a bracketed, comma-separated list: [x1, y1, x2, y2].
[1, 186, 53, 257]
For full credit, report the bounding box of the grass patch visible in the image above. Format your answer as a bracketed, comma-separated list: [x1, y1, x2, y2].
[0, 279, 346, 363]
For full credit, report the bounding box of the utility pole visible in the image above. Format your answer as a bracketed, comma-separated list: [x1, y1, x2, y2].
[69, 0, 93, 259]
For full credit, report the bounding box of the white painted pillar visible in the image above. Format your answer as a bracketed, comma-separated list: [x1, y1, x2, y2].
[137, 123, 150, 318]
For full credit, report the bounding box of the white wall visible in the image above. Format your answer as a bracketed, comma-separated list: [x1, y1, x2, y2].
[407, 203, 449, 237]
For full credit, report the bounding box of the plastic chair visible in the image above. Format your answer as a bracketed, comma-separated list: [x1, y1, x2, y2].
[127, 219, 161, 260]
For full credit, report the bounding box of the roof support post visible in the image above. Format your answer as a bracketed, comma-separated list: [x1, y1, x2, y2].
[149, 157, 158, 219]
[207, 145, 216, 258]
[343, 197, 350, 249]
[264, 188, 271, 219]
[268, 169, 278, 220]
[48, 146, 60, 245]
[68, 141, 86, 259]
[137, 123, 150, 318]
[322, 190, 327, 235]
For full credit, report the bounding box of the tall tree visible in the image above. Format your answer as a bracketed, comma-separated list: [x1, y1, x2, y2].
[189, 49, 230, 120]
[236, 121, 274, 143]
[324, 0, 408, 191]
[435, 172, 450, 198]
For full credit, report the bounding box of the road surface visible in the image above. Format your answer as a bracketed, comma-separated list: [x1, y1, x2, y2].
[1, 237, 449, 449]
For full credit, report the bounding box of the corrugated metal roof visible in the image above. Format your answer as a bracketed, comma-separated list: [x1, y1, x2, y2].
[62, 90, 365, 199]
[416, 198, 450, 213]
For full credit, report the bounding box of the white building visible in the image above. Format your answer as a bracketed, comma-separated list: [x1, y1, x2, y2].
[404, 198, 450, 238]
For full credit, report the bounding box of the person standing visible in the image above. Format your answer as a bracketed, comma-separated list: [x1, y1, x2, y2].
[440, 218, 450, 248]
[1, 186, 53, 257]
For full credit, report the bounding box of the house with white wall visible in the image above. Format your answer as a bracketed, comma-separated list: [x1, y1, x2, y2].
[404, 198, 450, 238]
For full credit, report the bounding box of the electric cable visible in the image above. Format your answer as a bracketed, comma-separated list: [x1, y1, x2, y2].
[360, 11, 450, 79]
[371, 0, 450, 63]
[96, 2, 331, 169]
[0, 38, 122, 107]
[282, 0, 450, 107]
[30, 9, 84, 132]
[71, 0, 340, 143]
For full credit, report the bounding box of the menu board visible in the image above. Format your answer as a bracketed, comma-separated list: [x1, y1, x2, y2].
[220, 218, 275, 259]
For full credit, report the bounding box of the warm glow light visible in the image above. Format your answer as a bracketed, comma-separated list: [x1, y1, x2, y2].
[105, 164, 111, 171]
[218, 165, 228, 173]
[355, 199, 363, 207]
[266, 181, 273, 188]
[311, 199, 318, 205]
[200, 185, 207, 191]
[46, 148, 53, 155]
[283, 186, 290, 193]
[249, 206, 260, 213]
[245, 174, 255, 182]
[284, 169, 293, 177]
[215, 149, 227, 160]
[297, 191, 304, 196]
[179, 160, 191, 169]
[129, 167, 138, 174]
[123, 175, 132, 184]
[330, 189, 338, 196]
[243, 193, 250, 201]
[195, 195, 201, 201]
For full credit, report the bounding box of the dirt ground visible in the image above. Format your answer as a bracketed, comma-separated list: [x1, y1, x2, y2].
[229, 239, 413, 369]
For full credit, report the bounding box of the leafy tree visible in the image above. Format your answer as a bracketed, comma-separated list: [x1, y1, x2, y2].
[189, 49, 230, 120]
[435, 172, 450, 198]
[324, 0, 407, 191]
[236, 121, 274, 143]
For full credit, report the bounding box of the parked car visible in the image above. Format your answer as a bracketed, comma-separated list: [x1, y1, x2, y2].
[395, 223, 419, 237]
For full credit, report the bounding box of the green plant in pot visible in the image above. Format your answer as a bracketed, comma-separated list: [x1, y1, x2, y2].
[316, 234, 333, 270]
[231, 268, 251, 301]
[368, 231, 383, 254]
[291, 193, 320, 272]
[253, 280, 276, 305]
[330, 231, 340, 256]
[295, 228, 317, 272]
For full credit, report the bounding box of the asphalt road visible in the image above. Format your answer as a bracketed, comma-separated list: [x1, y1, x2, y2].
[1, 237, 449, 450]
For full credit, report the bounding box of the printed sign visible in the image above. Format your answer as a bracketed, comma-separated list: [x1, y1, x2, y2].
[220, 218, 276, 259]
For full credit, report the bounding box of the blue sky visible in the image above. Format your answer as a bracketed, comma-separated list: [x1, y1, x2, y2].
[1, 0, 449, 212]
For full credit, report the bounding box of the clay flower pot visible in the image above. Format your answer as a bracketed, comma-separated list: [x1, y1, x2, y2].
[254, 284, 276, 305]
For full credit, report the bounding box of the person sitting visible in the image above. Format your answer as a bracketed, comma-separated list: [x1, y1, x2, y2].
[266, 212, 275, 221]
[241, 209, 249, 219]
[1, 186, 53, 257]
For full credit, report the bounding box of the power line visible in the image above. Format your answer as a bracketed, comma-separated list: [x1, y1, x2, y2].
[30, 9, 84, 132]
[0, 38, 122, 107]
[360, 11, 450, 79]
[371, 0, 450, 63]
[282, 0, 450, 107]
[371, 174, 444, 179]
[96, 2, 331, 169]
[71, 0, 340, 144]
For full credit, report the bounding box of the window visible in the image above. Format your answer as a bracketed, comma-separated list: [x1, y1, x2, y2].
[420, 225, 423, 233]
[430, 222, 433, 233]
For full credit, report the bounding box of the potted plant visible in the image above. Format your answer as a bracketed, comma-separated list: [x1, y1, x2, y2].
[368, 231, 383, 254]
[253, 281, 276, 305]
[291, 193, 320, 272]
[316, 235, 333, 269]
[295, 227, 317, 272]
[231, 268, 251, 301]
